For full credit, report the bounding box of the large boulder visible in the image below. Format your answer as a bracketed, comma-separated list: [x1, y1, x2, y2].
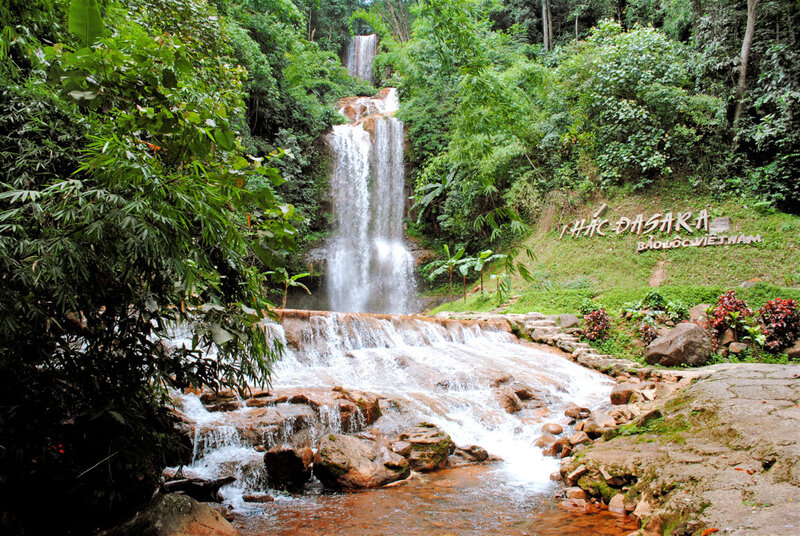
[397, 424, 455, 472]
[645, 323, 712, 367]
[264, 445, 313, 492]
[313, 434, 409, 489]
[102, 494, 238, 536]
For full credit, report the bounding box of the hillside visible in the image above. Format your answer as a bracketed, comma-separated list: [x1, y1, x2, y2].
[430, 185, 800, 316]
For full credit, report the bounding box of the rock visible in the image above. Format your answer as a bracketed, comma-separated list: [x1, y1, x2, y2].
[729, 342, 748, 354]
[333, 387, 382, 425]
[550, 471, 562, 481]
[103, 494, 238, 536]
[564, 405, 591, 419]
[509, 382, 540, 402]
[631, 408, 663, 428]
[544, 437, 571, 458]
[567, 464, 588, 484]
[719, 328, 736, 346]
[689, 304, 711, 327]
[558, 314, 581, 329]
[565, 486, 587, 499]
[590, 410, 616, 429]
[608, 493, 625, 512]
[786, 340, 800, 360]
[390, 440, 412, 457]
[495, 388, 523, 413]
[610, 382, 638, 405]
[569, 431, 591, 446]
[243, 493, 274, 503]
[645, 323, 712, 367]
[313, 434, 410, 489]
[450, 444, 489, 463]
[398, 424, 455, 472]
[490, 373, 514, 387]
[542, 423, 564, 435]
[632, 497, 652, 520]
[264, 445, 313, 492]
[534, 433, 557, 448]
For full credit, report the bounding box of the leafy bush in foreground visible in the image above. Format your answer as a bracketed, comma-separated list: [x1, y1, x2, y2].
[758, 299, 800, 352]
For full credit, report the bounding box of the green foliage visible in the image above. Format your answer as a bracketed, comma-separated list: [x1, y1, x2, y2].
[0, 0, 313, 532]
[68, 0, 105, 47]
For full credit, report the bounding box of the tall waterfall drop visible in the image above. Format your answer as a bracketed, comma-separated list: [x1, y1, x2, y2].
[326, 37, 416, 314]
[345, 34, 378, 82]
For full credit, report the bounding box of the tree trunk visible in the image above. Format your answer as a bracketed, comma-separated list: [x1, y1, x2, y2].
[542, 0, 553, 51]
[282, 282, 288, 309]
[733, 0, 759, 125]
[463, 275, 467, 301]
[448, 266, 453, 303]
[480, 268, 484, 294]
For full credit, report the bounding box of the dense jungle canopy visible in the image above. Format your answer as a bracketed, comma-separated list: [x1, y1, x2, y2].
[1, 0, 798, 533]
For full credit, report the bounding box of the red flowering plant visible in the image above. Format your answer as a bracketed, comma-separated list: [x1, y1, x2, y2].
[640, 322, 659, 345]
[707, 291, 753, 349]
[584, 309, 611, 341]
[758, 298, 800, 352]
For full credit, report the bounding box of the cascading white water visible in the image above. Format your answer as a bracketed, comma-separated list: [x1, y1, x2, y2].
[326, 89, 416, 314]
[345, 34, 378, 82]
[174, 313, 614, 507]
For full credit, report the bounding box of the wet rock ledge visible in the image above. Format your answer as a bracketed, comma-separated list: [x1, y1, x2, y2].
[554, 364, 800, 536]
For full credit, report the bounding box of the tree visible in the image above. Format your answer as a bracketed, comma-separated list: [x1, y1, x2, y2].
[542, 0, 553, 50]
[0, 0, 301, 532]
[424, 244, 465, 303]
[733, 0, 759, 125]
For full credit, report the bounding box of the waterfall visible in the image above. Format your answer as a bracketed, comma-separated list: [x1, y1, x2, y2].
[345, 34, 378, 82]
[326, 89, 416, 314]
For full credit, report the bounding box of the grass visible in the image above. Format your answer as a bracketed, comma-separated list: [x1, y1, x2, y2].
[428, 186, 800, 316]
[426, 187, 800, 364]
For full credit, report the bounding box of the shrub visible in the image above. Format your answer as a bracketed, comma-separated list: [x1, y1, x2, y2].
[584, 308, 611, 341]
[640, 322, 659, 345]
[758, 299, 800, 352]
[708, 291, 753, 349]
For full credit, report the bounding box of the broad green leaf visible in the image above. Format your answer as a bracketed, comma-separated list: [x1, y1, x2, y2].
[69, 0, 104, 47]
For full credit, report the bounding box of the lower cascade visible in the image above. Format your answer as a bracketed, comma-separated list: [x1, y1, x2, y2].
[171, 310, 615, 531]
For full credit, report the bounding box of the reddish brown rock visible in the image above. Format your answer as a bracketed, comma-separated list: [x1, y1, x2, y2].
[534, 433, 557, 448]
[495, 388, 523, 413]
[566, 486, 587, 500]
[313, 434, 410, 490]
[103, 494, 238, 536]
[719, 328, 736, 346]
[645, 323, 712, 367]
[542, 423, 564, 435]
[398, 424, 455, 472]
[610, 382, 638, 405]
[564, 405, 591, 419]
[569, 431, 591, 446]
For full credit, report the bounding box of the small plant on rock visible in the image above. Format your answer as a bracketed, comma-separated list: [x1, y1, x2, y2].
[584, 308, 611, 341]
[758, 298, 800, 352]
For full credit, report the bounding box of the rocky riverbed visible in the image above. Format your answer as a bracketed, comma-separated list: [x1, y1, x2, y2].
[111, 311, 799, 536]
